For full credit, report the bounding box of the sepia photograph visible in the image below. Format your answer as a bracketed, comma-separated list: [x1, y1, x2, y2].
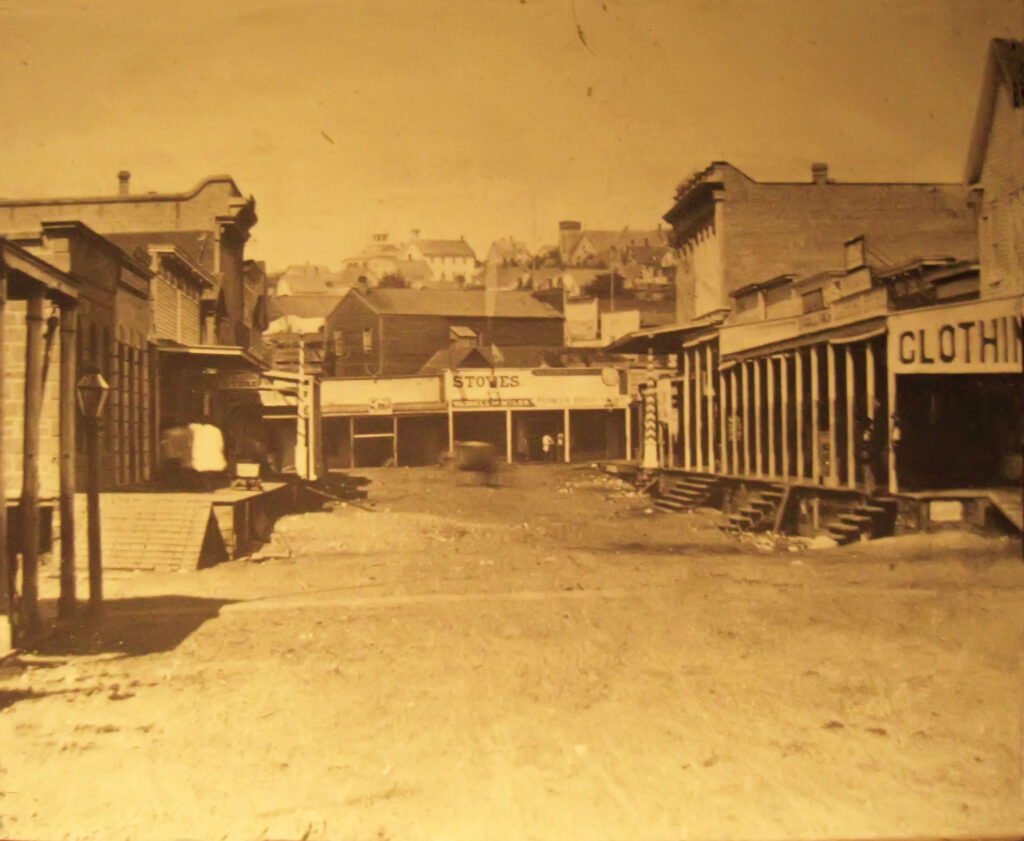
[0, 0, 1022, 838]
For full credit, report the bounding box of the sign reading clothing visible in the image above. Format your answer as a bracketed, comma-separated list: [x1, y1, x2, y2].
[446, 368, 625, 409]
[888, 297, 1022, 374]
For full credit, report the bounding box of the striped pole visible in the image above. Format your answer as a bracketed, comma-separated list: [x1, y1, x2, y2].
[641, 345, 659, 471]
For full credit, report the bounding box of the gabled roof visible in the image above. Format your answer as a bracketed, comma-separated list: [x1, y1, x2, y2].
[354, 288, 562, 319]
[965, 38, 1024, 184]
[267, 293, 347, 321]
[409, 239, 476, 258]
[419, 345, 496, 373]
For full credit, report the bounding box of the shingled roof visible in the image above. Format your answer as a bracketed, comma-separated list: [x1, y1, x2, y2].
[356, 288, 562, 319]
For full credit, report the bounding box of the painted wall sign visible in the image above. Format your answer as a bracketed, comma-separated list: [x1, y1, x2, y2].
[445, 368, 627, 409]
[888, 297, 1023, 374]
[219, 370, 262, 390]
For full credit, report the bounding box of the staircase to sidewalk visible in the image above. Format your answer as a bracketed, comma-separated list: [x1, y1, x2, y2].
[725, 485, 785, 533]
[73, 493, 226, 573]
[824, 496, 899, 545]
[653, 474, 721, 513]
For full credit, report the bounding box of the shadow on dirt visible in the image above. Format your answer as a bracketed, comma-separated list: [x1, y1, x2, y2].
[28, 595, 237, 657]
[579, 541, 744, 557]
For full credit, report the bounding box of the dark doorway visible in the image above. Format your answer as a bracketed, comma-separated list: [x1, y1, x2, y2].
[397, 415, 449, 466]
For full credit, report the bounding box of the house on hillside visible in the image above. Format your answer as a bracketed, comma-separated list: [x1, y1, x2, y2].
[486, 237, 532, 266]
[324, 287, 564, 377]
[402, 235, 477, 286]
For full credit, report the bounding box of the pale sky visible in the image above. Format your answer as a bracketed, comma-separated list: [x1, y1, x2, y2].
[0, 0, 1021, 271]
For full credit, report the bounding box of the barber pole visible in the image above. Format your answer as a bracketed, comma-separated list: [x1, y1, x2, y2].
[641, 346, 659, 471]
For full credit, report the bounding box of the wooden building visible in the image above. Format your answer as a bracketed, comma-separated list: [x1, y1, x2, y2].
[325, 287, 564, 377]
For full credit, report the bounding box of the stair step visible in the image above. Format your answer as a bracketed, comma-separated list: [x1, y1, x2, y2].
[654, 499, 688, 512]
[839, 514, 873, 527]
[870, 496, 899, 507]
[728, 514, 754, 528]
[738, 507, 763, 518]
[676, 481, 713, 493]
[854, 505, 886, 516]
[828, 522, 861, 535]
[750, 499, 776, 512]
[759, 490, 784, 501]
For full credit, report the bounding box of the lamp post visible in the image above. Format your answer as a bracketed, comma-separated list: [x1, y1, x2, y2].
[76, 371, 109, 615]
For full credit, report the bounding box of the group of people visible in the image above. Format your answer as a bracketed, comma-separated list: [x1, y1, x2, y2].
[540, 431, 565, 463]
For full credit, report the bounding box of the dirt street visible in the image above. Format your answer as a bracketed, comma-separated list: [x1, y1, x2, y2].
[2, 465, 1023, 841]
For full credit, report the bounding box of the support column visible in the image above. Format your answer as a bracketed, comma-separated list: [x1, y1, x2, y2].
[641, 347, 658, 471]
[705, 343, 715, 474]
[753, 358, 763, 476]
[826, 343, 838, 487]
[563, 408, 571, 463]
[742, 361, 752, 476]
[20, 288, 46, 638]
[766, 356, 776, 477]
[0, 269, 8, 650]
[58, 306, 77, 619]
[811, 346, 821, 484]
[682, 350, 691, 469]
[624, 406, 632, 461]
[392, 414, 399, 467]
[729, 368, 739, 476]
[865, 341, 876, 423]
[845, 345, 856, 489]
[694, 347, 704, 470]
[795, 349, 805, 480]
[718, 368, 727, 474]
[887, 365, 898, 494]
[780, 355, 790, 479]
[505, 409, 513, 464]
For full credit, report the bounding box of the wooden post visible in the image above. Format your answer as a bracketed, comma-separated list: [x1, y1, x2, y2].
[694, 347, 703, 471]
[563, 408, 571, 463]
[58, 306, 77, 619]
[845, 344, 856, 488]
[811, 346, 821, 485]
[682, 350, 691, 469]
[753, 358, 763, 476]
[887, 364, 898, 494]
[766, 356, 776, 477]
[20, 288, 46, 637]
[729, 368, 739, 476]
[826, 343, 838, 487]
[392, 414, 398, 467]
[718, 369, 727, 474]
[505, 409, 513, 464]
[795, 349, 805, 480]
[86, 414, 103, 615]
[865, 341, 876, 422]
[780, 355, 790, 479]
[742, 361, 752, 475]
[0, 267, 8, 649]
[624, 406, 632, 461]
[705, 343, 715, 473]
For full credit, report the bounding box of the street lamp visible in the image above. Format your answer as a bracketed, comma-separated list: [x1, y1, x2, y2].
[76, 370, 109, 615]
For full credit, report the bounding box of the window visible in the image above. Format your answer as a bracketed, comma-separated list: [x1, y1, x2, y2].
[362, 327, 374, 353]
[332, 330, 345, 355]
[802, 289, 824, 314]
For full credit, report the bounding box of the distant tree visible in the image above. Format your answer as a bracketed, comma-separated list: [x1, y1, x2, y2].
[378, 273, 407, 288]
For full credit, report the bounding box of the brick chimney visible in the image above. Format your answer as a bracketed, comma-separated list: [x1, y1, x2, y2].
[811, 163, 829, 185]
[117, 170, 131, 195]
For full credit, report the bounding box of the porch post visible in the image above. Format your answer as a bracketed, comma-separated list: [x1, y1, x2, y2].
[753, 358, 763, 476]
[811, 345, 821, 484]
[563, 408, 571, 463]
[0, 267, 8, 649]
[729, 368, 739, 475]
[718, 368, 727, 474]
[826, 342, 838, 487]
[392, 414, 398, 467]
[682, 349, 691, 469]
[865, 341, 876, 423]
[795, 349, 805, 480]
[845, 344, 856, 489]
[20, 288, 46, 638]
[505, 409, 513, 464]
[887, 363, 898, 493]
[766, 356, 776, 477]
[693, 347, 703, 471]
[780, 355, 790, 479]
[742, 361, 752, 476]
[705, 343, 715, 473]
[58, 306, 78, 619]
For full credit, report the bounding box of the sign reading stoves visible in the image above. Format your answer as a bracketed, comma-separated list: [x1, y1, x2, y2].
[445, 368, 625, 409]
[888, 297, 1023, 375]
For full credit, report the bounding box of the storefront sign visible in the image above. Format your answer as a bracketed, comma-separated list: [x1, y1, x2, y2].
[220, 370, 262, 390]
[888, 297, 1022, 374]
[446, 368, 627, 409]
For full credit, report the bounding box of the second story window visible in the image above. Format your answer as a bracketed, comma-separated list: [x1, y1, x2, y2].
[362, 327, 374, 353]
[802, 289, 824, 314]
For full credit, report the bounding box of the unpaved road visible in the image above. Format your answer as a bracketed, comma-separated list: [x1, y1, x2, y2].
[2, 465, 1023, 841]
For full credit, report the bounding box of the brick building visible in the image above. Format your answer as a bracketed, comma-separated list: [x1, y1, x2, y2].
[325, 287, 564, 377]
[663, 162, 977, 322]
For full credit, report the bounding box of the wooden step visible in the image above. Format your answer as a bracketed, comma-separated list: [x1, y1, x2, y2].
[839, 514, 873, 527]
[854, 505, 886, 516]
[750, 499, 776, 513]
[728, 514, 754, 529]
[654, 498, 688, 512]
